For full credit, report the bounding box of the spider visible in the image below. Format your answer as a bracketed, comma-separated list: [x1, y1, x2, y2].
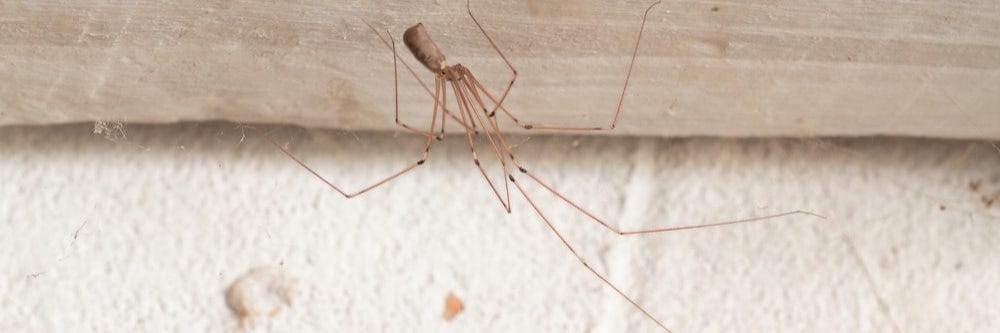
[265, 1, 822, 331]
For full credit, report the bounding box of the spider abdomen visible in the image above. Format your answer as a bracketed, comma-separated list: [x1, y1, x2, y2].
[403, 23, 448, 74]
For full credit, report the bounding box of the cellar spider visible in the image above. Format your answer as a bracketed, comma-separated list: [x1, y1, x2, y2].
[265, 1, 825, 331]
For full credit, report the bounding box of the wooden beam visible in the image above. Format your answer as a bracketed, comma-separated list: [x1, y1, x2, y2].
[1, 0, 998, 138]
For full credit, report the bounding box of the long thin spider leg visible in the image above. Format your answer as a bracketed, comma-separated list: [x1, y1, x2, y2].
[440, 76, 449, 138]
[429, 72, 443, 135]
[460, 71, 520, 210]
[469, 91, 827, 235]
[509, 176, 673, 333]
[605, 0, 661, 130]
[439, 77, 448, 139]
[466, 1, 660, 131]
[267, 134, 430, 198]
[452, 79, 511, 212]
[341, 26, 436, 139]
[452, 75, 479, 136]
[503, 149, 826, 235]
[265, 33, 436, 198]
[363, 20, 475, 132]
[840, 233, 902, 333]
[465, 0, 517, 117]
[455, 75, 509, 166]
[457, 73, 513, 212]
[391, 26, 440, 139]
[458, 79, 820, 235]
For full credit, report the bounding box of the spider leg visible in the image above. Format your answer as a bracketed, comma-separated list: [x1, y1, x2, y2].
[465, 1, 661, 132]
[509, 175, 674, 333]
[265, 34, 437, 198]
[389, 28, 439, 139]
[458, 74, 514, 212]
[466, 0, 517, 118]
[460, 71, 522, 210]
[467, 85, 826, 234]
[452, 78, 512, 212]
[500, 145, 826, 235]
[363, 20, 475, 133]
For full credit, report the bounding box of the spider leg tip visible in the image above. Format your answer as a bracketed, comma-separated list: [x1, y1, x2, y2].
[797, 210, 829, 220]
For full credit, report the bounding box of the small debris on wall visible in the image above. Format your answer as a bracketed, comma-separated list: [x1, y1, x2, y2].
[225, 266, 299, 330]
[442, 292, 464, 321]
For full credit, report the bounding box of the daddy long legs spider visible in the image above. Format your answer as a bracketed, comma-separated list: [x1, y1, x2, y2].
[265, 1, 825, 331]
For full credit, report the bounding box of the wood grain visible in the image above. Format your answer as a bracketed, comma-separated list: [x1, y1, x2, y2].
[1, 0, 998, 138]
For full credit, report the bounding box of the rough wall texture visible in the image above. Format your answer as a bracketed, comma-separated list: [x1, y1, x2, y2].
[2, 124, 999, 332]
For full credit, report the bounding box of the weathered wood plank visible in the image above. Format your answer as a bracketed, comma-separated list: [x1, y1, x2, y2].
[1, 0, 998, 138]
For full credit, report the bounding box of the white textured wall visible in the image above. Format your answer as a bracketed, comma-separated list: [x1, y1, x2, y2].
[2, 124, 998, 332]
